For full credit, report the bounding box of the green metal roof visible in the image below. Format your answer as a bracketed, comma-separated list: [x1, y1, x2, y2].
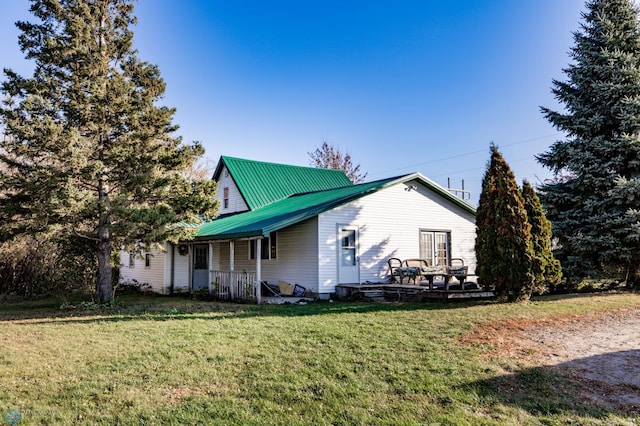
[196, 173, 475, 240]
[213, 156, 353, 210]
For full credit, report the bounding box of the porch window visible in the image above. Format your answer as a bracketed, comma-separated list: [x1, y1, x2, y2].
[249, 233, 277, 260]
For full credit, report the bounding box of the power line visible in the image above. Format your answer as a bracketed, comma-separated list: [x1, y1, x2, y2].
[428, 155, 542, 179]
[369, 133, 560, 177]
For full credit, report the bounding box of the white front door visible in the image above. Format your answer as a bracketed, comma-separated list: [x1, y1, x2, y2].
[338, 225, 359, 284]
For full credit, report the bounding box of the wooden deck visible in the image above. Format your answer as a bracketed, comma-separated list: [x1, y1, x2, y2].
[335, 283, 495, 302]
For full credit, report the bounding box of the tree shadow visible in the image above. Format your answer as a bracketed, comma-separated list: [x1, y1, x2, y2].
[0, 294, 498, 324]
[466, 350, 640, 420]
[530, 291, 632, 302]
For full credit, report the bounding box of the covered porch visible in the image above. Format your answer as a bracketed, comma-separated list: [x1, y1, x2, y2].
[195, 238, 266, 303]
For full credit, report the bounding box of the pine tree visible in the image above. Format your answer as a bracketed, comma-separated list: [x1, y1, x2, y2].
[475, 145, 534, 302]
[0, 0, 218, 302]
[308, 140, 368, 184]
[522, 180, 562, 293]
[538, 0, 640, 286]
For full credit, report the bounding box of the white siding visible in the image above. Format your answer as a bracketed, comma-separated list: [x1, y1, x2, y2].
[119, 247, 168, 294]
[208, 219, 320, 294]
[153, 243, 205, 293]
[318, 180, 476, 294]
[216, 165, 249, 214]
[212, 242, 222, 270]
[173, 245, 190, 292]
[259, 218, 319, 292]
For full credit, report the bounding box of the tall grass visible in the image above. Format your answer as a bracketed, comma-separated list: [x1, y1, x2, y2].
[0, 293, 638, 425]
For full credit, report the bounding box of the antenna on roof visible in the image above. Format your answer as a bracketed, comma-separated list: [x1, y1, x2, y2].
[447, 178, 471, 201]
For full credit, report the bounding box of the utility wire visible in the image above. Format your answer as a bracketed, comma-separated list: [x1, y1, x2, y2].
[369, 133, 560, 177]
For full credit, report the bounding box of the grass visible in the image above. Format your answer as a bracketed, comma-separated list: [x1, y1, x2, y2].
[0, 293, 638, 425]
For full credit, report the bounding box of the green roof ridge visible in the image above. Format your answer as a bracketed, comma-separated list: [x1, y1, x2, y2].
[218, 156, 353, 210]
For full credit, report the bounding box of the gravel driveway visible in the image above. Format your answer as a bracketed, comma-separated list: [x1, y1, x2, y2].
[462, 307, 640, 414]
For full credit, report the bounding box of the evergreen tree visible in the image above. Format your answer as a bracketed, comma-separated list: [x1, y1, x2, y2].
[308, 140, 368, 184]
[538, 0, 640, 286]
[475, 145, 534, 302]
[522, 180, 562, 293]
[0, 0, 218, 302]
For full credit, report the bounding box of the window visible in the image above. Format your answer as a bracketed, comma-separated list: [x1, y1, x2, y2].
[223, 187, 229, 209]
[145, 253, 151, 268]
[249, 233, 277, 260]
[193, 246, 208, 269]
[129, 253, 135, 268]
[340, 229, 356, 266]
[419, 230, 451, 266]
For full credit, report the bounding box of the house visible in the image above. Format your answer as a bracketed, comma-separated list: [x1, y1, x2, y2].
[119, 156, 477, 300]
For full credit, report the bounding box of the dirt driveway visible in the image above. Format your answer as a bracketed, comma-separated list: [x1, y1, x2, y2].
[463, 307, 640, 414]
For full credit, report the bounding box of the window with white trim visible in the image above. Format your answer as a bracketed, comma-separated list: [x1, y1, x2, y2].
[249, 233, 277, 260]
[223, 187, 229, 209]
[129, 253, 135, 268]
[419, 230, 451, 266]
[145, 253, 151, 268]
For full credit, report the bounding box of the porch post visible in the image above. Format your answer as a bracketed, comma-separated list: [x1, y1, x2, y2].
[208, 242, 214, 296]
[229, 241, 235, 272]
[255, 239, 262, 303]
[187, 243, 193, 290]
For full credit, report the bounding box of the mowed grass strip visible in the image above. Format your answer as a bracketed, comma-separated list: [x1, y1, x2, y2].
[0, 293, 638, 425]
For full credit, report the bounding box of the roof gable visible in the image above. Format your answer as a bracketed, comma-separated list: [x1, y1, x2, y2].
[197, 173, 475, 240]
[213, 156, 353, 210]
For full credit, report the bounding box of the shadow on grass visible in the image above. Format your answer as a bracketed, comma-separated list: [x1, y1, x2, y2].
[467, 350, 640, 420]
[530, 291, 633, 302]
[0, 291, 634, 324]
[0, 293, 499, 323]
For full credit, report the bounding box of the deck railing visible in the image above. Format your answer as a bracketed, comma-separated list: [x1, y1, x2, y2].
[209, 270, 258, 302]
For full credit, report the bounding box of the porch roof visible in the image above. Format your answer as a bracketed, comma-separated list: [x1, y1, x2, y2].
[196, 173, 476, 241]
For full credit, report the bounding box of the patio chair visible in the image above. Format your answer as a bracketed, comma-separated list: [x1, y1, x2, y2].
[387, 258, 404, 283]
[448, 258, 468, 285]
[402, 259, 430, 284]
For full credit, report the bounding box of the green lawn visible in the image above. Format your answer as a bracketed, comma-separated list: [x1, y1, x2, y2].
[0, 293, 638, 425]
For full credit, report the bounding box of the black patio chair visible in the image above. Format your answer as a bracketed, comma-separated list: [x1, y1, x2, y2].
[388, 258, 404, 283]
[448, 258, 468, 285]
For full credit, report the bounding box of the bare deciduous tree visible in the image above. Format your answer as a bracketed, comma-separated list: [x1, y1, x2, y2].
[308, 141, 368, 184]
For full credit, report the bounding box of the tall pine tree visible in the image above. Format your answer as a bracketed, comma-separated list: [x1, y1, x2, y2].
[522, 180, 562, 293]
[476, 145, 534, 302]
[0, 0, 218, 302]
[538, 0, 640, 286]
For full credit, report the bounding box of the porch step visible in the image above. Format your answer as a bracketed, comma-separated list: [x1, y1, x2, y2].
[359, 290, 386, 302]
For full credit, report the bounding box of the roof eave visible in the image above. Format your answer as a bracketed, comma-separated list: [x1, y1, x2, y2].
[399, 172, 476, 215]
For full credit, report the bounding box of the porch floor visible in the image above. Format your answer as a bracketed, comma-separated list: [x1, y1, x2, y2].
[335, 283, 495, 302]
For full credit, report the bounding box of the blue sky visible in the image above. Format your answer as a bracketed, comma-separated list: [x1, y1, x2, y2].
[0, 0, 586, 205]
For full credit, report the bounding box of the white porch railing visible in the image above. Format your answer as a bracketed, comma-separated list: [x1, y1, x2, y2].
[209, 270, 258, 302]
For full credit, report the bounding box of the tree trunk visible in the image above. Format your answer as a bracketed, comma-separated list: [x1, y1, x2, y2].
[627, 263, 640, 290]
[96, 232, 113, 303]
[96, 170, 113, 303]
